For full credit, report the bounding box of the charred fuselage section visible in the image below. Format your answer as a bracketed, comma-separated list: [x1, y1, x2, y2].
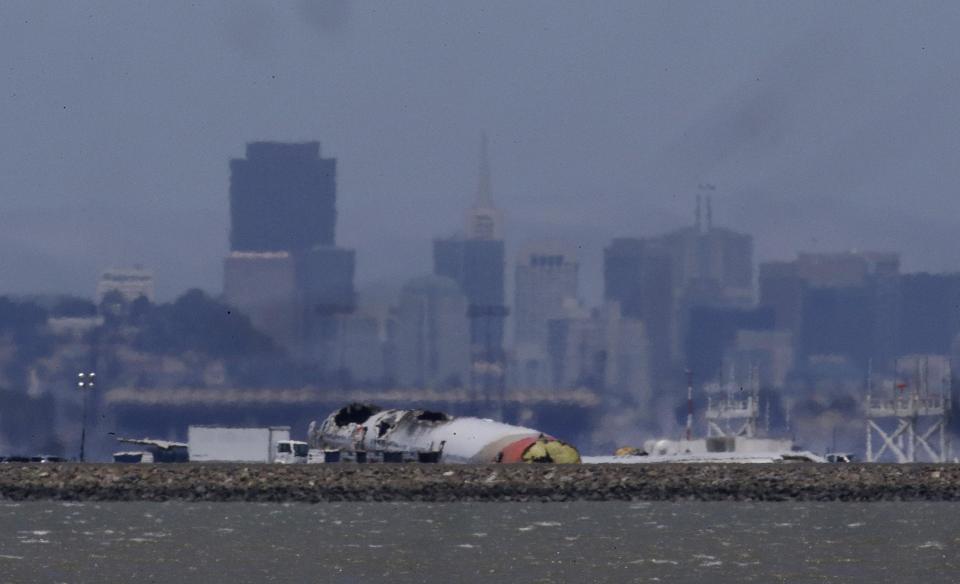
[308, 403, 580, 464]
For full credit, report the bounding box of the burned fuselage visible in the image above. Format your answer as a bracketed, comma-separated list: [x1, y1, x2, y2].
[308, 403, 581, 464]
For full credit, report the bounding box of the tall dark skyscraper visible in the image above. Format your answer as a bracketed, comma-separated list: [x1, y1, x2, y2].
[225, 141, 355, 367]
[603, 237, 673, 384]
[229, 141, 337, 252]
[433, 135, 506, 391]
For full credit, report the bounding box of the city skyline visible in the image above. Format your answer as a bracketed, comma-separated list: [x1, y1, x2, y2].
[4, 3, 960, 302]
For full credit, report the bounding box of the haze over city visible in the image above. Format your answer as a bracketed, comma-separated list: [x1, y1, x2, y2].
[3, 2, 960, 301]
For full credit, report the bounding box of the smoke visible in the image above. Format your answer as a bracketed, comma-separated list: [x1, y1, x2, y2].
[297, 0, 351, 36]
[222, 1, 350, 58]
[222, 1, 280, 58]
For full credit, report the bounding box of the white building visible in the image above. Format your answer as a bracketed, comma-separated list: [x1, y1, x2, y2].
[96, 266, 155, 304]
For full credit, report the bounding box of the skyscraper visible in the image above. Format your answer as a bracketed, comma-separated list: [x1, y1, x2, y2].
[297, 245, 357, 366]
[654, 196, 754, 309]
[759, 251, 901, 372]
[433, 135, 507, 391]
[224, 141, 356, 366]
[514, 242, 579, 347]
[510, 242, 579, 389]
[464, 134, 503, 241]
[603, 237, 673, 384]
[229, 141, 337, 252]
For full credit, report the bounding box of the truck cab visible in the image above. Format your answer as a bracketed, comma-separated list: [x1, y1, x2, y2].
[275, 440, 309, 464]
[825, 452, 855, 463]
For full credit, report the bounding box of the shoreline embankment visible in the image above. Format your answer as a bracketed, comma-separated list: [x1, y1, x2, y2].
[1, 463, 959, 502]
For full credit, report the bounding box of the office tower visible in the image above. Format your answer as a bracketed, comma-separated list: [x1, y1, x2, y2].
[899, 273, 960, 355]
[297, 245, 357, 366]
[684, 305, 775, 381]
[395, 275, 471, 389]
[296, 246, 356, 316]
[229, 141, 337, 252]
[514, 242, 579, 347]
[96, 266, 155, 304]
[546, 305, 604, 390]
[653, 197, 754, 367]
[223, 251, 298, 348]
[464, 133, 503, 241]
[759, 251, 900, 371]
[224, 140, 357, 368]
[758, 261, 803, 332]
[511, 242, 579, 389]
[603, 238, 673, 384]
[599, 303, 653, 404]
[433, 135, 507, 390]
[653, 196, 754, 308]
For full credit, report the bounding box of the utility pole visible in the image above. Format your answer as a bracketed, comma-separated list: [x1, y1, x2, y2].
[685, 368, 693, 441]
[77, 371, 96, 462]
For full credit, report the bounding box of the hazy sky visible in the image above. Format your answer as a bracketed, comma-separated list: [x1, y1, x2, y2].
[3, 1, 960, 302]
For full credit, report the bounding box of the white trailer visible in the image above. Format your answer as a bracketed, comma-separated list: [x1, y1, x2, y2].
[188, 425, 305, 463]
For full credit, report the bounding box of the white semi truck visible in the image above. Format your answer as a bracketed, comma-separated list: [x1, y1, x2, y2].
[187, 425, 308, 463]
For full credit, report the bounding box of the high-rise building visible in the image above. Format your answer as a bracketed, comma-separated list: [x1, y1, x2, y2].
[758, 261, 803, 332]
[759, 251, 900, 371]
[899, 273, 960, 356]
[229, 141, 337, 253]
[684, 305, 775, 381]
[296, 246, 356, 317]
[297, 245, 357, 366]
[511, 242, 579, 389]
[653, 196, 753, 308]
[464, 134, 503, 241]
[514, 241, 579, 347]
[603, 238, 673, 384]
[433, 135, 507, 391]
[224, 141, 357, 369]
[604, 199, 754, 384]
[395, 275, 471, 389]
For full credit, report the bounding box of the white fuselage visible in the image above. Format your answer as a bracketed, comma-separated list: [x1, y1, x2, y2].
[311, 408, 543, 464]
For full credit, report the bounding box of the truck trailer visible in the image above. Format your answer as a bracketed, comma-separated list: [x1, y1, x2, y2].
[187, 425, 307, 463]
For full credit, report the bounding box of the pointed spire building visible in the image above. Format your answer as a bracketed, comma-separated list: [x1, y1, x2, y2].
[433, 133, 508, 394]
[465, 133, 504, 240]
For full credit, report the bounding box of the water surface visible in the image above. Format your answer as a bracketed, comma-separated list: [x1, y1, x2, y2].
[0, 501, 957, 583]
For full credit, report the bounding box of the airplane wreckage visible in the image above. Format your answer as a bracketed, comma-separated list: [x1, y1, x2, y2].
[308, 403, 581, 464]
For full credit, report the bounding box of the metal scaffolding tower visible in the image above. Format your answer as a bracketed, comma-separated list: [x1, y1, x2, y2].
[705, 367, 760, 438]
[866, 357, 951, 463]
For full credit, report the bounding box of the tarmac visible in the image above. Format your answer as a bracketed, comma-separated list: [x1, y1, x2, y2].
[2, 463, 960, 502]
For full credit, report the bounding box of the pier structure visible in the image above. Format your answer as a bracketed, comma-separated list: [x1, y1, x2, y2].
[866, 356, 952, 463]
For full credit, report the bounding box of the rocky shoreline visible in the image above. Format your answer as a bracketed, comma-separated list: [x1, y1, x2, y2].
[1, 463, 960, 502]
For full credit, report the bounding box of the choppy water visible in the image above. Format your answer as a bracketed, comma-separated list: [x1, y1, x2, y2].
[0, 501, 958, 583]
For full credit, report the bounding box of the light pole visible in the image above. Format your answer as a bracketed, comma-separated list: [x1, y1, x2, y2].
[77, 371, 95, 463]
